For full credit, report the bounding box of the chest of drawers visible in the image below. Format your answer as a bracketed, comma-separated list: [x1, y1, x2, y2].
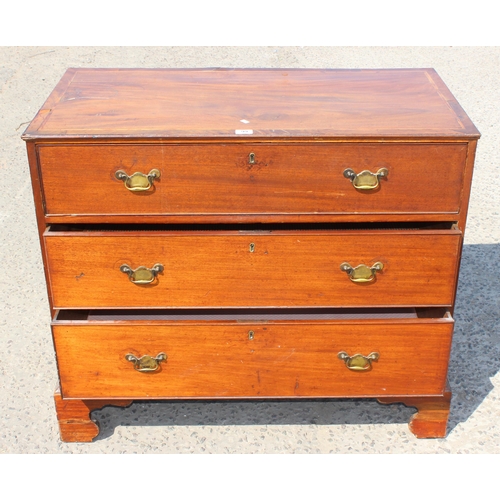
[23, 68, 479, 442]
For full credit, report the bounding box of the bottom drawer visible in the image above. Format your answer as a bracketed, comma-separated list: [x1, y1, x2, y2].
[52, 308, 454, 399]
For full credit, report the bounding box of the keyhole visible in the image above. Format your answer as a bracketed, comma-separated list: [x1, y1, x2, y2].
[248, 152, 256, 164]
[249, 243, 255, 252]
[248, 330, 255, 340]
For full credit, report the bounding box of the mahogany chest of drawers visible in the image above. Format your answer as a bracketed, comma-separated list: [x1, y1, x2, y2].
[23, 68, 479, 442]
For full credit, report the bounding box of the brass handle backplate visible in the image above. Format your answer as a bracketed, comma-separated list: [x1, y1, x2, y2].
[338, 351, 379, 371]
[125, 352, 167, 372]
[343, 168, 388, 190]
[115, 169, 160, 191]
[340, 262, 383, 283]
[120, 263, 164, 284]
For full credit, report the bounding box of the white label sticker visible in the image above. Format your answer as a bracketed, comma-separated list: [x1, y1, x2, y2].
[240, 119, 250, 124]
[235, 129, 253, 135]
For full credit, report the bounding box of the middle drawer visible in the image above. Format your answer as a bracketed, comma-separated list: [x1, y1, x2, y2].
[45, 225, 461, 309]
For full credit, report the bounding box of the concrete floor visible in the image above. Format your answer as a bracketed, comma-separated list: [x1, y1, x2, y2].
[1, 46, 499, 453]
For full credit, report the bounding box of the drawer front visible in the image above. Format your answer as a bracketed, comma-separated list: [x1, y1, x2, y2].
[38, 143, 466, 217]
[45, 229, 461, 308]
[53, 318, 454, 399]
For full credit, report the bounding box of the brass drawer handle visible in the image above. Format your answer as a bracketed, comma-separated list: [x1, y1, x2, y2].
[115, 168, 160, 191]
[343, 168, 388, 190]
[340, 262, 383, 283]
[338, 351, 379, 371]
[125, 352, 167, 372]
[120, 263, 164, 284]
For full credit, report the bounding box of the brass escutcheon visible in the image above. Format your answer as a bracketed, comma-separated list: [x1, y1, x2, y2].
[338, 351, 379, 371]
[125, 352, 167, 372]
[248, 152, 256, 164]
[120, 263, 164, 284]
[249, 242, 255, 252]
[343, 167, 388, 190]
[340, 262, 383, 283]
[115, 168, 160, 191]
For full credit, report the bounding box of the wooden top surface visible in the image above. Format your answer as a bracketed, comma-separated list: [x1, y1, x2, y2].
[22, 68, 479, 140]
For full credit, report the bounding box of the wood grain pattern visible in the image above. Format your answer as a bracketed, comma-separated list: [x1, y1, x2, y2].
[26, 142, 55, 315]
[52, 317, 454, 399]
[457, 139, 479, 232]
[378, 382, 452, 438]
[53, 387, 131, 442]
[40, 213, 468, 225]
[44, 229, 461, 309]
[23, 68, 479, 441]
[37, 143, 466, 217]
[22, 68, 479, 139]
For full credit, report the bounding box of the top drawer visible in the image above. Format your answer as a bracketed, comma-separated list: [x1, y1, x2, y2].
[37, 143, 466, 218]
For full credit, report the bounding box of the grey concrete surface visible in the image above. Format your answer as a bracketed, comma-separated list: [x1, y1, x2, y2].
[1, 46, 499, 453]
